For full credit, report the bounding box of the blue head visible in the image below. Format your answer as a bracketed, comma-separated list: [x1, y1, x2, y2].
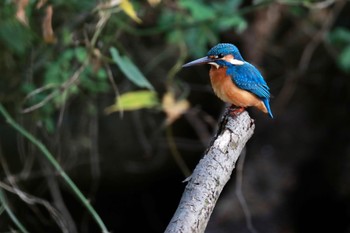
[183, 43, 245, 68]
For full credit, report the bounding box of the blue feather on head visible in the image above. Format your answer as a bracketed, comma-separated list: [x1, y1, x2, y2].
[207, 43, 244, 61]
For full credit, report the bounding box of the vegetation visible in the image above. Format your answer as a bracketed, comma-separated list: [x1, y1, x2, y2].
[0, 0, 349, 232]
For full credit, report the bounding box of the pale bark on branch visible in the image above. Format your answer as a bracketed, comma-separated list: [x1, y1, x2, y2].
[165, 110, 255, 233]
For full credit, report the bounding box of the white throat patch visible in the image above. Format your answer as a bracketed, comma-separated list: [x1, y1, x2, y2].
[208, 62, 220, 69]
[227, 57, 244, 66]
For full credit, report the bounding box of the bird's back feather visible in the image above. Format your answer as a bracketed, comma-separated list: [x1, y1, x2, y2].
[226, 62, 273, 118]
[227, 62, 270, 99]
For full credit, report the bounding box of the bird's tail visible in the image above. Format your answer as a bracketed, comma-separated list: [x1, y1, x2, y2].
[263, 98, 273, 118]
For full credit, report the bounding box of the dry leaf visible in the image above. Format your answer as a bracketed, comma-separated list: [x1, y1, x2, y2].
[104, 91, 159, 114]
[162, 91, 190, 125]
[95, 0, 141, 23]
[96, 0, 121, 10]
[15, 0, 29, 26]
[148, 0, 161, 7]
[36, 0, 47, 9]
[42, 5, 56, 44]
[120, 0, 142, 23]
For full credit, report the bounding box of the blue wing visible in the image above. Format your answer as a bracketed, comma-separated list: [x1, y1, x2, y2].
[227, 62, 271, 99]
[227, 62, 273, 118]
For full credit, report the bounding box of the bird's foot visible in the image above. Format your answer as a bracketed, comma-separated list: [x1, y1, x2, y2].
[228, 106, 245, 117]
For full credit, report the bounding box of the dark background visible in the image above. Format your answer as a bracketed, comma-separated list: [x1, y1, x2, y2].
[1, 0, 350, 232]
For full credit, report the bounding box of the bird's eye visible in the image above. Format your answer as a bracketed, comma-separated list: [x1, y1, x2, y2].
[209, 54, 224, 59]
[218, 53, 224, 58]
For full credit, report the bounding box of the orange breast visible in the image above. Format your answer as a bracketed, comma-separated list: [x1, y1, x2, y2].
[209, 66, 268, 113]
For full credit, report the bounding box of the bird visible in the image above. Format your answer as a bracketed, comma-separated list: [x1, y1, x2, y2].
[182, 43, 273, 118]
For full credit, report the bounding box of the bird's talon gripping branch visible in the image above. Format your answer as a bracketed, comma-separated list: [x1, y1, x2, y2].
[229, 106, 245, 117]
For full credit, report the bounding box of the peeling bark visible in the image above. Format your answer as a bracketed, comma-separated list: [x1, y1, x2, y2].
[165, 110, 255, 233]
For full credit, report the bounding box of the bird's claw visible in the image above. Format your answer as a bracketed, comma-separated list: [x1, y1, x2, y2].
[228, 105, 245, 117]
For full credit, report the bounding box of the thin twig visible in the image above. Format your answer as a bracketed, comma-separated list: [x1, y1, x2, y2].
[91, 11, 111, 47]
[166, 125, 191, 177]
[21, 89, 59, 114]
[0, 104, 109, 233]
[0, 180, 67, 233]
[105, 63, 123, 117]
[0, 152, 68, 232]
[38, 159, 76, 233]
[166, 42, 188, 86]
[22, 83, 58, 100]
[21, 60, 89, 114]
[275, 0, 346, 110]
[0, 188, 29, 233]
[236, 149, 258, 233]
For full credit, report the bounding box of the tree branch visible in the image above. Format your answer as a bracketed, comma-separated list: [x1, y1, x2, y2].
[165, 110, 255, 233]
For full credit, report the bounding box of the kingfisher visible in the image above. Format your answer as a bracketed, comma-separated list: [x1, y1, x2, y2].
[183, 43, 273, 118]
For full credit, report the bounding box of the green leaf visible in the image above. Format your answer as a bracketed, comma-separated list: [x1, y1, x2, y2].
[328, 27, 350, 46]
[0, 19, 33, 55]
[179, 0, 216, 21]
[167, 29, 183, 44]
[217, 15, 247, 32]
[185, 27, 213, 57]
[104, 90, 159, 113]
[62, 28, 73, 45]
[109, 47, 154, 90]
[96, 69, 107, 80]
[43, 117, 55, 134]
[338, 45, 350, 73]
[21, 83, 36, 93]
[74, 47, 88, 63]
[44, 49, 75, 85]
[158, 9, 177, 27]
[212, 0, 242, 14]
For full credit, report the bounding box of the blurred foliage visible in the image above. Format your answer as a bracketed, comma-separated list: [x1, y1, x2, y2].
[110, 47, 154, 90]
[328, 27, 350, 72]
[162, 91, 190, 126]
[0, 0, 251, 133]
[105, 90, 159, 113]
[161, 0, 247, 56]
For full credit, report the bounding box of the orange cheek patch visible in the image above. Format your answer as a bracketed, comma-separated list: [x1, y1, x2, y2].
[223, 54, 234, 62]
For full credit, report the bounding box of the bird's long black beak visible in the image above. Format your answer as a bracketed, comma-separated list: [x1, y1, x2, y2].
[182, 56, 213, 67]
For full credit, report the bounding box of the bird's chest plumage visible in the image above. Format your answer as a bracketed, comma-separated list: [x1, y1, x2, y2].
[209, 66, 263, 108]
